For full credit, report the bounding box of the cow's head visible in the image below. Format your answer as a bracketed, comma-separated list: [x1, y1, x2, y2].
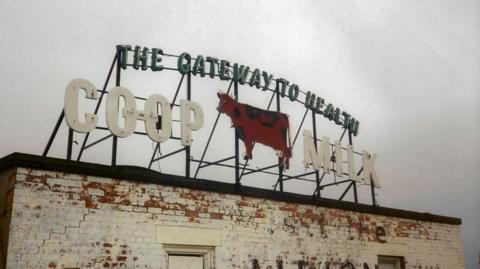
[217, 92, 235, 115]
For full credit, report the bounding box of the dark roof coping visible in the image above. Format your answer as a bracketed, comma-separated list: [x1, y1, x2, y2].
[0, 152, 461, 225]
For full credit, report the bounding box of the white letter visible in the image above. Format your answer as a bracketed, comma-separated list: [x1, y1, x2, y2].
[347, 144, 358, 181]
[140, 94, 172, 143]
[106, 87, 137, 138]
[180, 100, 204, 146]
[362, 151, 380, 188]
[302, 130, 331, 173]
[64, 79, 98, 133]
[334, 140, 343, 177]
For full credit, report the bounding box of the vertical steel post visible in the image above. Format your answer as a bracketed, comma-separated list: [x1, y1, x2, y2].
[370, 167, 376, 206]
[112, 47, 121, 166]
[67, 128, 73, 160]
[112, 138, 118, 166]
[185, 58, 191, 179]
[348, 131, 358, 203]
[312, 111, 320, 199]
[276, 81, 283, 192]
[351, 181, 358, 203]
[234, 81, 240, 186]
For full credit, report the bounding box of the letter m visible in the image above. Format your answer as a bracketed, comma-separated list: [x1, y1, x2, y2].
[303, 130, 331, 173]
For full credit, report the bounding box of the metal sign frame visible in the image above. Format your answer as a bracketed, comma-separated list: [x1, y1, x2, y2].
[42, 46, 378, 206]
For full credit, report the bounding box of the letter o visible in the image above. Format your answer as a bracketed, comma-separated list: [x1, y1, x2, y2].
[106, 87, 137, 138]
[288, 84, 299, 102]
[144, 94, 172, 142]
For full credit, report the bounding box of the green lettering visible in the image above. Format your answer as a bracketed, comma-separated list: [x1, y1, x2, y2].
[192, 55, 206, 77]
[288, 84, 299, 101]
[305, 91, 315, 109]
[261, 71, 273, 91]
[349, 120, 359, 136]
[341, 112, 351, 128]
[249, 69, 262, 89]
[314, 97, 325, 114]
[117, 45, 131, 70]
[150, 48, 164, 71]
[324, 104, 335, 121]
[219, 60, 230, 81]
[277, 78, 289, 97]
[133, 46, 149, 70]
[347, 118, 360, 136]
[334, 108, 342, 125]
[177, 52, 191, 75]
[232, 63, 250, 84]
[205, 57, 218, 78]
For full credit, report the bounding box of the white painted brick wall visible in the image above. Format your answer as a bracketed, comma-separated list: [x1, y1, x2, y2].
[5, 167, 464, 269]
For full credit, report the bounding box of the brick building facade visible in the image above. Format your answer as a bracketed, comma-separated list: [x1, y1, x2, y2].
[0, 153, 464, 269]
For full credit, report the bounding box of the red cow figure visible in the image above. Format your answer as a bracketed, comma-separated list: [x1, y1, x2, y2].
[217, 93, 292, 169]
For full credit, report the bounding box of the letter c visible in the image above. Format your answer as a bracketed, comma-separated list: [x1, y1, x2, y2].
[64, 79, 98, 133]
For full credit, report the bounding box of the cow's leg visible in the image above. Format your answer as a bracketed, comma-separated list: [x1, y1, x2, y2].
[284, 155, 290, 169]
[244, 137, 254, 160]
[280, 143, 290, 169]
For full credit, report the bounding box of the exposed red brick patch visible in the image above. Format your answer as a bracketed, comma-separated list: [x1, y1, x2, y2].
[210, 212, 223, 219]
[26, 174, 48, 184]
[180, 192, 207, 202]
[144, 199, 162, 208]
[48, 262, 57, 268]
[238, 200, 249, 207]
[255, 212, 265, 218]
[97, 195, 115, 204]
[185, 210, 199, 221]
[80, 193, 97, 209]
[255, 209, 266, 218]
[279, 204, 298, 212]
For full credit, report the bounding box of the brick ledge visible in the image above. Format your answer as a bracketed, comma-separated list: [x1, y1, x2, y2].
[0, 152, 461, 225]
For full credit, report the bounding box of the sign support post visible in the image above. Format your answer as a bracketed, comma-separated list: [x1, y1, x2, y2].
[312, 111, 321, 199]
[370, 173, 376, 206]
[234, 81, 240, 187]
[112, 47, 122, 166]
[348, 131, 358, 203]
[185, 58, 192, 179]
[276, 81, 284, 192]
[67, 128, 73, 160]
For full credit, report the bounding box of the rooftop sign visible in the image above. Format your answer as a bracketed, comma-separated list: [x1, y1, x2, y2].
[44, 45, 380, 206]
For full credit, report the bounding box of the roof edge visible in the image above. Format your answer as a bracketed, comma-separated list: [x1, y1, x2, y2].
[0, 152, 461, 225]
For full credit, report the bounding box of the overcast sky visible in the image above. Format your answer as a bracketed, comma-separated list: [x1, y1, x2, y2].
[0, 0, 479, 268]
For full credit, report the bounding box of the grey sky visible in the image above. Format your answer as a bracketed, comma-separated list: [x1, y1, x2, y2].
[0, 0, 479, 268]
